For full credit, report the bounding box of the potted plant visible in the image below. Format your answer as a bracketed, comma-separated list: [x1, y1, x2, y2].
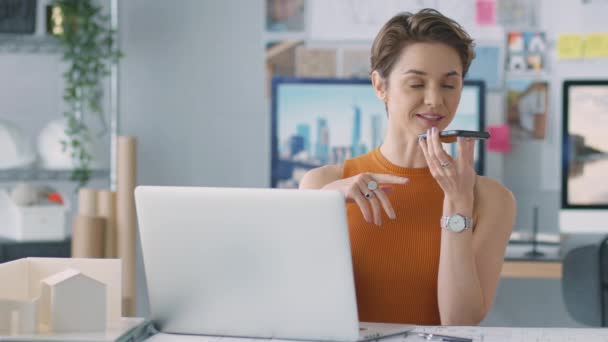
[49, 0, 122, 186]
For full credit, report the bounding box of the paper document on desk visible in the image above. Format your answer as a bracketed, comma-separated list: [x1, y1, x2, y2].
[138, 328, 608, 342]
[146, 334, 412, 342]
[415, 326, 608, 342]
[146, 335, 265, 342]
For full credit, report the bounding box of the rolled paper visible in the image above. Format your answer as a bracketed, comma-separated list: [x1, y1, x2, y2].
[116, 136, 137, 316]
[10, 310, 19, 335]
[98, 190, 117, 258]
[71, 214, 106, 258]
[78, 188, 98, 216]
[122, 298, 135, 319]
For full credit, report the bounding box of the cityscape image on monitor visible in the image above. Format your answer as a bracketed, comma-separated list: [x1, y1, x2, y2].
[271, 77, 485, 188]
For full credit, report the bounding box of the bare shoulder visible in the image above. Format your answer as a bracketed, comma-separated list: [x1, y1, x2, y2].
[474, 176, 516, 219]
[299, 164, 344, 189]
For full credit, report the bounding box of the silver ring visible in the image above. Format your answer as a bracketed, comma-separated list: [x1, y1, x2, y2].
[440, 161, 451, 168]
[364, 192, 373, 199]
[367, 180, 378, 191]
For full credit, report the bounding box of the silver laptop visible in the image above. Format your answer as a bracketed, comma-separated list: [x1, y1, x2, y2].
[135, 186, 414, 342]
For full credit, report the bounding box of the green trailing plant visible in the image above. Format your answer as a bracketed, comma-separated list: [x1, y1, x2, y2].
[50, 0, 122, 187]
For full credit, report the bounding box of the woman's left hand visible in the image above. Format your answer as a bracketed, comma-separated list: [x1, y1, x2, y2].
[418, 127, 477, 204]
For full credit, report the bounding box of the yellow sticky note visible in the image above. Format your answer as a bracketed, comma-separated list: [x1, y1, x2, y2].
[557, 34, 584, 59]
[585, 33, 608, 58]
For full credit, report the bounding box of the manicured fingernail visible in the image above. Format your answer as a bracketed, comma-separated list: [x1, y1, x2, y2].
[432, 127, 436, 133]
[418, 136, 423, 142]
[390, 212, 396, 219]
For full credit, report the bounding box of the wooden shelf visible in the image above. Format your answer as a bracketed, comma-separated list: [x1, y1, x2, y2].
[501, 261, 562, 279]
[500, 242, 563, 279]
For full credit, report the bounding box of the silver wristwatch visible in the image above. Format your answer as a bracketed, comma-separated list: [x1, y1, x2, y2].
[440, 214, 473, 233]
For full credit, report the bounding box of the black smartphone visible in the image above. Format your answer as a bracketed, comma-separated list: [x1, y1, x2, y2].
[418, 130, 491, 143]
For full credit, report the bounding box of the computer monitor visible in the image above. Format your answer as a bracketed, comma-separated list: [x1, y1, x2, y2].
[560, 80, 608, 233]
[270, 77, 486, 188]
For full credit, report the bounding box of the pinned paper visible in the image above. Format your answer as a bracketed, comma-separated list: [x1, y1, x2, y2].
[476, 0, 496, 25]
[507, 32, 546, 71]
[557, 34, 584, 59]
[487, 124, 511, 153]
[585, 33, 608, 58]
[498, 0, 536, 28]
[295, 47, 337, 77]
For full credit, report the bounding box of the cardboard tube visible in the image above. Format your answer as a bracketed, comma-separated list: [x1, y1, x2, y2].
[122, 298, 135, 319]
[116, 136, 137, 316]
[78, 188, 98, 216]
[98, 190, 117, 258]
[71, 215, 106, 258]
[10, 310, 19, 335]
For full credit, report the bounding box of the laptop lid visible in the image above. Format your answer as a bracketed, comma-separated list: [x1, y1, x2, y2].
[135, 186, 360, 341]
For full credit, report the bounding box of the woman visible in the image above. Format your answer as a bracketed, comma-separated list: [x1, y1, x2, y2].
[300, 9, 516, 326]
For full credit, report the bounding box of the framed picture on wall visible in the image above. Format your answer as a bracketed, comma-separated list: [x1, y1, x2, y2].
[266, 0, 305, 33]
[506, 80, 548, 141]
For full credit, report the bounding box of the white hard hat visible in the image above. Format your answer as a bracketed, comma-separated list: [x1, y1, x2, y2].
[0, 119, 36, 169]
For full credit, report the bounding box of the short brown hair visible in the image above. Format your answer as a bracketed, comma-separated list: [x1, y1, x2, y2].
[371, 9, 475, 79]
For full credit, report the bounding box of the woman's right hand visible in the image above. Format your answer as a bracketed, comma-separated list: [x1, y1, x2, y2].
[321, 173, 409, 226]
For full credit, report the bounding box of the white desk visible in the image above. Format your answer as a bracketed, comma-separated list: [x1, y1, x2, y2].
[0, 317, 146, 342]
[415, 326, 608, 341]
[144, 326, 608, 342]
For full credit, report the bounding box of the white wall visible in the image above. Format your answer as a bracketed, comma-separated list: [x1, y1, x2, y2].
[119, 0, 268, 189]
[118, 0, 266, 316]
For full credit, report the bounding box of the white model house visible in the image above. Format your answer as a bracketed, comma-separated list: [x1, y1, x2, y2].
[0, 258, 121, 335]
[0, 258, 38, 334]
[0, 299, 37, 334]
[39, 268, 107, 332]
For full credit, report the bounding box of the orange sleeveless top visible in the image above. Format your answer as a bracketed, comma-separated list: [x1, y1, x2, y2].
[343, 148, 444, 325]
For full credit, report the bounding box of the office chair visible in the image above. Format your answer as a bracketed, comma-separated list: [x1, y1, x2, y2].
[561, 237, 608, 326]
[600, 237, 608, 326]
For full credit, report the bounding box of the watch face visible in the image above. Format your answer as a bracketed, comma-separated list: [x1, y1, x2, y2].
[448, 215, 466, 232]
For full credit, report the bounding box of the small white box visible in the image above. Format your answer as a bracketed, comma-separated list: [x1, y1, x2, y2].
[0, 190, 67, 241]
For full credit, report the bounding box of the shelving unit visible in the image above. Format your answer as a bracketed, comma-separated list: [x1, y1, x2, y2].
[0, 238, 70, 263]
[0, 1, 120, 263]
[0, 0, 119, 186]
[0, 168, 109, 182]
[0, 34, 61, 54]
